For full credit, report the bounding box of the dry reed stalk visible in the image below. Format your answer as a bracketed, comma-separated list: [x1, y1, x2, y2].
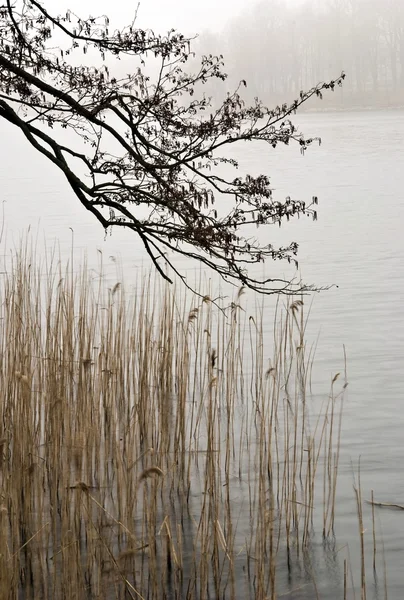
[344, 558, 347, 600]
[0, 239, 355, 599]
[354, 464, 367, 600]
[371, 489, 377, 572]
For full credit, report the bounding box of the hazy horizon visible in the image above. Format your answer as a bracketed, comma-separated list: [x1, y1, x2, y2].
[55, 0, 404, 112]
[59, 0, 308, 34]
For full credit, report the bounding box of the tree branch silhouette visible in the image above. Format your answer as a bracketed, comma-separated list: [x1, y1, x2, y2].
[0, 1, 345, 294]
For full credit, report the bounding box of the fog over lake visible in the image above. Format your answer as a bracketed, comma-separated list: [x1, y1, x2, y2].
[1, 0, 404, 596]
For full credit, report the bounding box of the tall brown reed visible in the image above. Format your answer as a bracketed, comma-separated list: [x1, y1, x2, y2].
[0, 243, 349, 599]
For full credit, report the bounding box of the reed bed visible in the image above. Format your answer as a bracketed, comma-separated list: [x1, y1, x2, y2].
[0, 244, 349, 599]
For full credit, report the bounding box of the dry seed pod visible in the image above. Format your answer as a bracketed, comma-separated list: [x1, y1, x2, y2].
[138, 466, 164, 483]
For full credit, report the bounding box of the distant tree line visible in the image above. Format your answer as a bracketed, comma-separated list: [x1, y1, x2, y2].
[197, 0, 404, 109]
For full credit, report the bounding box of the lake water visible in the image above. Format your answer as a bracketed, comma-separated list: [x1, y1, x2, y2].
[1, 110, 404, 597]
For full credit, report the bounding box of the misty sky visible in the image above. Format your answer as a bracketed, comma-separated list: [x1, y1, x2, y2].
[60, 0, 245, 34]
[61, 0, 303, 35]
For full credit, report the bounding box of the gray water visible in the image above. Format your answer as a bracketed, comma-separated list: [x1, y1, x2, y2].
[1, 110, 404, 597]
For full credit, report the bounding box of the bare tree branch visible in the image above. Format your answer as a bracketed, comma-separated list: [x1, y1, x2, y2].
[0, 1, 345, 294]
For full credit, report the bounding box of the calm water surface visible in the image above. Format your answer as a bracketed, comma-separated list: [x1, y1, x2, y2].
[1, 110, 404, 597]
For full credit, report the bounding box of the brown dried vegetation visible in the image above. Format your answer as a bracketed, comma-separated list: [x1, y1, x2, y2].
[0, 244, 351, 599]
